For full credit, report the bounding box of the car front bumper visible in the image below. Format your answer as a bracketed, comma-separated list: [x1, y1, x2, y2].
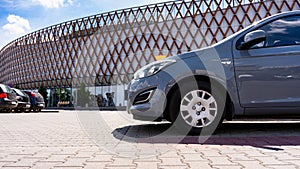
[127, 73, 173, 121]
[0, 99, 18, 109]
[16, 101, 31, 109]
[33, 102, 45, 109]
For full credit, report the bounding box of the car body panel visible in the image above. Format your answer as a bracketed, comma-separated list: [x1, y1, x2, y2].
[233, 45, 300, 108]
[12, 88, 31, 111]
[232, 12, 300, 110]
[0, 84, 18, 111]
[22, 90, 45, 111]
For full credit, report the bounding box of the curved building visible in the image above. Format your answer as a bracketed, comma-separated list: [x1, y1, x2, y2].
[0, 0, 299, 107]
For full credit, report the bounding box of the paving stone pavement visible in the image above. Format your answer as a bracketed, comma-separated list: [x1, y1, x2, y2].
[0, 110, 299, 168]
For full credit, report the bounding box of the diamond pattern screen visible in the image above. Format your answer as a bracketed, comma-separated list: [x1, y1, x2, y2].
[0, 0, 299, 89]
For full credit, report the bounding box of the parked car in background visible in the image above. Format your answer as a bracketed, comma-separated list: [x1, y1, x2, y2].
[127, 11, 300, 134]
[0, 84, 18, 112]
[12, 88, 31, 113]
[22, 90, 45, 112]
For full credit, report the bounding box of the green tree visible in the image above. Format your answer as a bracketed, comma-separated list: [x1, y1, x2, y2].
[57, 88, 71, 101]
[38, 85, 48, 107]
[76, 83, 90, 107]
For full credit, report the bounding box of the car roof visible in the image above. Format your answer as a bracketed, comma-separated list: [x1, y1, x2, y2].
[0, 84, 8, 87]
[259, 10, 300, 24]
[22, 90, 39, 93]
[0, 84, 10, 90]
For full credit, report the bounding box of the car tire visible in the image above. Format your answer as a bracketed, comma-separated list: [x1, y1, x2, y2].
[2, 109, 12, 113]
[23, 109, 30, 113]
[169, 81, 226, 135]
[33, 108, 41, 112]
[15, 109, 22, 113]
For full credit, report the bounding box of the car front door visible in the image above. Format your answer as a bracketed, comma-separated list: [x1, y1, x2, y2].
[233, 15, 300, 108]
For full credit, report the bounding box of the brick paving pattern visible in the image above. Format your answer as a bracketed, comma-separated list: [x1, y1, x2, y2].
[0, 111, 299, 168]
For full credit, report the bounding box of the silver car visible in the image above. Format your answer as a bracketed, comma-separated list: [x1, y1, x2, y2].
[127, 11, 300, 134]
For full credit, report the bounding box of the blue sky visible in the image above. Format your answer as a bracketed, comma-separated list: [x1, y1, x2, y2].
[0, 0, 170, 48]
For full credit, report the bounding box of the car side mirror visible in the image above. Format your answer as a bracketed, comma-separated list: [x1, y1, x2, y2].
[237, 30, 266, 50]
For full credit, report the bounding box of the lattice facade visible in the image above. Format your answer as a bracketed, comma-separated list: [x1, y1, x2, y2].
[0, 0, 299, 89]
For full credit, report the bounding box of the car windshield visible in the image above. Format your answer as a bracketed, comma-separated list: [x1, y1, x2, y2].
[0, 84, 12, 93]
[35, 92, 43, 97]
[214, 13, 288, 46]
[13, 88, 26, 96]
[214, 24, 254, 46]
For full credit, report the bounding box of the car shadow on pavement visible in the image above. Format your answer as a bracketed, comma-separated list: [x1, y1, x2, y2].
[112, 122, 300, 150]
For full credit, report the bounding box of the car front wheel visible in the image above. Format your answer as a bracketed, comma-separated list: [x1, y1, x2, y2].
[169, 81, 226, 135]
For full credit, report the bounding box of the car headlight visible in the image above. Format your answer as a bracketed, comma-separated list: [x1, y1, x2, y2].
[134, 59, 176, 80]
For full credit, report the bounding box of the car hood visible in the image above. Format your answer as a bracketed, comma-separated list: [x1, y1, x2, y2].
[168, 46, 216, 61]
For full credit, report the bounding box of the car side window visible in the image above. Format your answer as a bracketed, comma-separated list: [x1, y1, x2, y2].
[262, 15, 300, 48]
[238, 15, 300, 49]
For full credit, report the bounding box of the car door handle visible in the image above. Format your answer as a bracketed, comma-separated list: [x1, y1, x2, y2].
[238, 74, 253, 78]
[221, 60, 232, 65]
[274, 75, 294, 79]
